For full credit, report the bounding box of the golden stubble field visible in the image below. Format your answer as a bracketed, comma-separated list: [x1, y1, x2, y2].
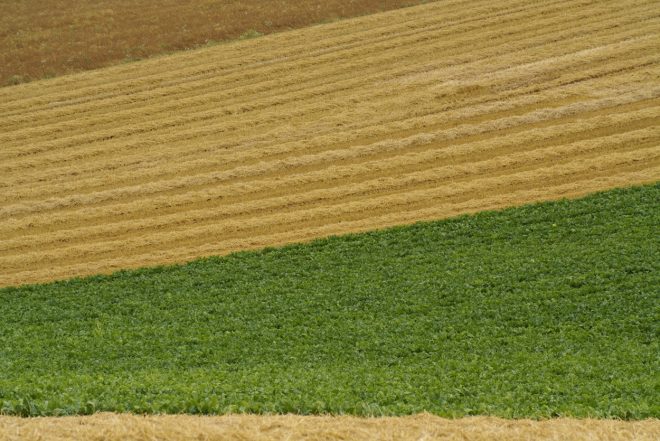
[1, 413, 659, 441]
[0, 0, 659, 287]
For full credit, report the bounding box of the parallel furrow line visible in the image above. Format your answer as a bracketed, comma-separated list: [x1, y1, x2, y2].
[1, 126, 655, 256]
[1, 164, 656, 287]
[3, 98, 657, 205]
[3, 62, 647, 186]
[2, 91, 656, 218]
[3, 40, 657, 175]
[0, 148, 655, 273]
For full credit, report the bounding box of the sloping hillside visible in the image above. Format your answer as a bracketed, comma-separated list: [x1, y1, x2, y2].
[1, 185, 658, 418]
[0, 0, 423, 86]
[1, 0, 659, 286]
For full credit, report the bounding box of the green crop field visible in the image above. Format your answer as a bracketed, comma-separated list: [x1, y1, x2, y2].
[0, 184, 658, 418]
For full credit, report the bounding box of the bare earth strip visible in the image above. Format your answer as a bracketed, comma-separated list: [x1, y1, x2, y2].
[1, 0, 659, 287]
[0, 414, 658, 441]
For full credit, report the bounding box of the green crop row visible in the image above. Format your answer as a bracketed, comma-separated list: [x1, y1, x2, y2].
[0, 184, 658, 417]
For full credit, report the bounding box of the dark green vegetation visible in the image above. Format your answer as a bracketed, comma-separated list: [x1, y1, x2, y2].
[1, 184, 658, 417]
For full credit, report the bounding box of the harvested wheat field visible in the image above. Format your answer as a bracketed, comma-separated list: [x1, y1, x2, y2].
[1, 0, 659, 287]
[1, 414, 659, 441]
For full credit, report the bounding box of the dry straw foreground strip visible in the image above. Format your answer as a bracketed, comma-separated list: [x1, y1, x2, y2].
[0, 413, 659, 441]
[1, 0, 659, 286]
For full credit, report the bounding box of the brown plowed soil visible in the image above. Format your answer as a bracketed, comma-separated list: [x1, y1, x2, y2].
[1, 413, 659, 441]
[1, 0, 659, 287]
[0, 0, 425, 86]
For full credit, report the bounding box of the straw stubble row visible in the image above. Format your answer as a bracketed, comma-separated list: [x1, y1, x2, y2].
[1, 413, 659, 441]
